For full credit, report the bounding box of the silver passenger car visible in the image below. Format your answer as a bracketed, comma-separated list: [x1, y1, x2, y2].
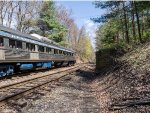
[0, 25, 75, 77]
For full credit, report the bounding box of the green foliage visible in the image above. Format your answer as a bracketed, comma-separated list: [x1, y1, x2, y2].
[92, 1, 122, 23]
[98, 42, 130, 58]
[143, 29, 150, 40]
[37, 1, 67, 44]
[59, 40, 69, 47]
[94, 1, 150, 54]
[96, 19, 122, 49]
[73, 26, 94, 61]
[77, 34, 94, 61]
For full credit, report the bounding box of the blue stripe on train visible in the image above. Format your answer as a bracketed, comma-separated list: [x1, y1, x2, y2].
[20, 64, 33, 70]
[42, 62, 52, 68]
[20, 62, 53, 70]
[0, 62, 53, 77]
[36, 62, 52, 68]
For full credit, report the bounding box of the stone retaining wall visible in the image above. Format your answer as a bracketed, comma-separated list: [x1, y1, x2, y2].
[96, 51, 113, 70]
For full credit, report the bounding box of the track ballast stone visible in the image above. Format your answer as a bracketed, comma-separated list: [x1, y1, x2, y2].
[0, 65, 101, 113]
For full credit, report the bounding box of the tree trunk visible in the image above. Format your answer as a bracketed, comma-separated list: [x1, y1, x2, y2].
[120, 16, 125, 40]
[123, 2, 129, 43]
[131, 1, 136, 41]
[141, 11, 145, 36]
[116, 32, 119, 43]
[134, 1, 142, 43]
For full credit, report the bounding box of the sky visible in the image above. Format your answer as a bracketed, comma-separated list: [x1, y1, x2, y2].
[55, 1, 106, 48]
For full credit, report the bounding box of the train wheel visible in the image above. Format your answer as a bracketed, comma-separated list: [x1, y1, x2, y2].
[0, 69, 7, 77]
[7, 65, 14, 76]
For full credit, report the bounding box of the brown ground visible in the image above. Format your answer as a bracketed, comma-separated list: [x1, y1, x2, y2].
[92, 61, 150, 113]
[0, 61, 149, 113]
[0, 65, 100, 113]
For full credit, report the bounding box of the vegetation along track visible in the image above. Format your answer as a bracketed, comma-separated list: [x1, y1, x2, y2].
[0, 64, 84, 107]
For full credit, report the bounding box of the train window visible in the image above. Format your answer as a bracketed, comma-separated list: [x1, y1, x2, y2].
[46, 48, 48, 53]
[31, 44, 35, 51]
[9, 39, 16, 48]
[26, 43, 30, 50]
[16, 41, 22, 49]
[46, 48, 51, 53]
[9, 39, 22, 49]
[0, 37, 4, 46]
[62, 51, 64, 55]
[54, 49, 58, 54]
[49, 48, 51, 53]
[39, 46, 44, 52]
[59, 50, 62, 54]
[26, 43, 35, 51]
[63, 51, 66, 55]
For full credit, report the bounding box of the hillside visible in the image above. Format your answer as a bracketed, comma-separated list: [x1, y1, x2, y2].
[122, 41, 150, 71]
[92, 41, 150, 113]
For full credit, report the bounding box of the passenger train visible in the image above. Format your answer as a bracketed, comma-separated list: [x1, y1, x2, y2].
[0, 25, 76, 77]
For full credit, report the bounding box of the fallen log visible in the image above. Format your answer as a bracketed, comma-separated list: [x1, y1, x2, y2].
[110, 98, 150, 110]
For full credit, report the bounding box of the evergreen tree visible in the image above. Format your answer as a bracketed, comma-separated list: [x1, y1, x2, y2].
[93, 1, 150, 51]
[37, 1, 67, 43]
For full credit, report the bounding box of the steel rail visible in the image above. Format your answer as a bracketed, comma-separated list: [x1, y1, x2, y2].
[0, 65, 79, 89]
[0, 65, 84, 107]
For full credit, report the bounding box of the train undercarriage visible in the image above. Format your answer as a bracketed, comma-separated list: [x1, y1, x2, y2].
[0, 61, 75, 77]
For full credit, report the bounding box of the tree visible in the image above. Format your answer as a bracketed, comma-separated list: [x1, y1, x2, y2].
[134, 1, 142, 43]
[131, 1, 136, 41]
[76, 26, 94, 61]
[93, 1, 130, 44]
[36, 1, 67, 44]
[122, 1, 129, 43]
[93, 1, 150, 51]
[0, 1, 41, 33]
[55, 5, 79, 48]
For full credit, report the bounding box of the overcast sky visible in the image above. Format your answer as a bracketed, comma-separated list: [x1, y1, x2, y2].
[56, 1, 105, 48]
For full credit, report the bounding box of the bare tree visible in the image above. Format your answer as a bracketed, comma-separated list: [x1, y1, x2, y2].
[56, 5, 79, 49]
[15, 1, 41, 33]
[0, 1, 41, 33]
[6, 1, 19, 27]
[0, 1, 9, 25]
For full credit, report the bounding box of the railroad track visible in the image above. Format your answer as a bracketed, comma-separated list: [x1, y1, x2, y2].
[0, 64, 81, 89]
[0, 65, 71, 83]
[0, 64, 84, 107]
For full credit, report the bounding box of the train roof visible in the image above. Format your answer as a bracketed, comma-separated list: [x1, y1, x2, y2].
[31, 34, 59, 46]
[0, 25, 74, 53]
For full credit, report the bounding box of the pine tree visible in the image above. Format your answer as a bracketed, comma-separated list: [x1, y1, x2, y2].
[37, 1, 67, 43]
